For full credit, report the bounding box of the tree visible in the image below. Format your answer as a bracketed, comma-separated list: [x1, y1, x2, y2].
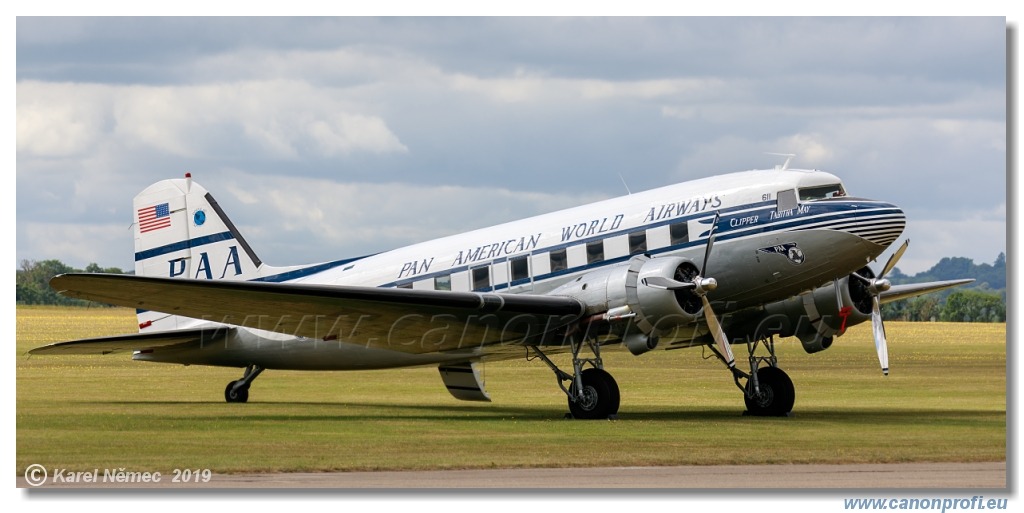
[882, 253, 1005, 322]
[940, 289, 1005, 322]
[16, 259, 124, 306]
[908, 295, 941, 322]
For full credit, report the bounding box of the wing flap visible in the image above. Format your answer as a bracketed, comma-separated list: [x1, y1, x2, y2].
[48, 274, 585, 354]
[28, 326, 234, 355]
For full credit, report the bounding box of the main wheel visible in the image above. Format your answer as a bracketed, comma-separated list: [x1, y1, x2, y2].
[568, 367, 620, 419]
[744, 366, 794, 416]
[225, 380, 249, 403]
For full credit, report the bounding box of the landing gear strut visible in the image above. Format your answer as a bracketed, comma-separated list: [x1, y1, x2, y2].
[708, 334, 794, 416]
[224, 364, 264, 403]
[530, 338, 619, 419]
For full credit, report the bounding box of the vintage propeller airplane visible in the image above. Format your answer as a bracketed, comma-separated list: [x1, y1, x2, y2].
[32, 160, 973, 419]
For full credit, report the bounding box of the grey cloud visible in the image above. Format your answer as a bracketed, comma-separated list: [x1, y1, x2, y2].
[16, 17, 1007, 275]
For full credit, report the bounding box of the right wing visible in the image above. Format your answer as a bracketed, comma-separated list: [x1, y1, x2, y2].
[48, 273, 586, 354]
[29, 327, 234, 355]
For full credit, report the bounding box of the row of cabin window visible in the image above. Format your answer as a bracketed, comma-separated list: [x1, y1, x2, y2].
[398, 221, 690, 291]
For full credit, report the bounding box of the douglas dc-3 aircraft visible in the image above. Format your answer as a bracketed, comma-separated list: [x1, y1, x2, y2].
[32, 160, 973, 419]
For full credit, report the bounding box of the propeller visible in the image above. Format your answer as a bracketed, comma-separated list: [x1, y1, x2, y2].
[851, 239, 909, 376]
[698, 212, 734, 369]
[642, 212, 733, 368]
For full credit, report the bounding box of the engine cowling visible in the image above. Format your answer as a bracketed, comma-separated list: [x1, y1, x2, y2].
[547, 255, 703, 355]
[761, 266, 875, 353]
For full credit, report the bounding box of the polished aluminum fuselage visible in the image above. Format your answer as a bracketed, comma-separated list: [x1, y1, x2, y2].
[135, 169, 906, 369]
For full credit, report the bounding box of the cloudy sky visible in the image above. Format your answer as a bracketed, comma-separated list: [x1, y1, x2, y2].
[15, 17, 1007, 275]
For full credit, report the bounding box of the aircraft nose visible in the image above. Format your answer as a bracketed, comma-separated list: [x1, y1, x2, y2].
[864, 202, 906, 247]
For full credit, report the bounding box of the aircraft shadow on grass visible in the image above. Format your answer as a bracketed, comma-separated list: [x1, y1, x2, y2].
[87, 400, 1002, 425]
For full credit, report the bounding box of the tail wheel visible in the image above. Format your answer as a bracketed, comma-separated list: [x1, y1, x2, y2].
[568, 368, 620, 419]
[744, 366, 794, 416]
[225, 380, 249, 403]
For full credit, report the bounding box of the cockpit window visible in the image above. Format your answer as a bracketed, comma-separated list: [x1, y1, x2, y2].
[799, 184, 846, 201]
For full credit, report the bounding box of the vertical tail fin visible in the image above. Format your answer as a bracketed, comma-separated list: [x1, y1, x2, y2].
[133, 174, 263, 330]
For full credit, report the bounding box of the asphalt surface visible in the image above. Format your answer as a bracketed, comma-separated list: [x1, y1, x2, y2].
[18, 461, 1006, 489]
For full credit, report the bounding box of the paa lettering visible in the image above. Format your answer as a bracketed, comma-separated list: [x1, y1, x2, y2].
[398, 257, 435, 279]
[168, 245, 243, 279]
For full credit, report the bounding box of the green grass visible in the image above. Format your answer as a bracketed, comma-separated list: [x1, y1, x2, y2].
[16, 306, 1006, 474]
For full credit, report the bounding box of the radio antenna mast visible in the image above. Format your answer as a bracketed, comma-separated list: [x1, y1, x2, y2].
[765, 153, 796, 171]
[618, 173, 632, 195]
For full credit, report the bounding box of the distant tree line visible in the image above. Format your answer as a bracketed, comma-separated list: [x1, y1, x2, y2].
[16, 255, 1007, 322]
[881, 253, 1006, 322]
[16, 259, 125, 307]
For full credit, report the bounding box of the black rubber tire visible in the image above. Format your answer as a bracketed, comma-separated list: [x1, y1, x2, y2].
[225, 380, 250, 403]
[568, 367, 620, 419]
[744, 366, 794, 416]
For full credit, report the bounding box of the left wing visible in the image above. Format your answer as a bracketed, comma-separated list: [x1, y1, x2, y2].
[29, 326, 233, 355]
[49, 274, 586, 354]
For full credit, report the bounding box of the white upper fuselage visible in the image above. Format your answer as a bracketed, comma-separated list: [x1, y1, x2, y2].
[253, 168, 900, 296]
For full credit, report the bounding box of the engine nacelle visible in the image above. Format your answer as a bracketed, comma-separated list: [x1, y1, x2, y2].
[547, 255, 703, 354]
[761, 267, 875, 354]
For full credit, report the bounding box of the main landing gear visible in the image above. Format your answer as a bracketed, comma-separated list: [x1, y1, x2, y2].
[708, 334, 795, 416]
[224, 364, 264, 403]
[530, 338, 620, 420]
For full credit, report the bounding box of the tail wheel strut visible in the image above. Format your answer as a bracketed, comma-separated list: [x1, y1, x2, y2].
[225, 364, 264, 403]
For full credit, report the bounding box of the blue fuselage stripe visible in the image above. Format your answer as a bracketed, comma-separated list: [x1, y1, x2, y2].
[250, 256, 373, 283]
[134, 231, 235, 261]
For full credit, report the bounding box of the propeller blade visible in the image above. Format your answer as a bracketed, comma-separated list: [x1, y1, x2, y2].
[702, 295, 734, 368]
[701, 211, 720, 275]
[871, 295, 889, 376]
[850, 272, 873, 284]
[641, 276, 696, 290]
[880, 239, 910, 279]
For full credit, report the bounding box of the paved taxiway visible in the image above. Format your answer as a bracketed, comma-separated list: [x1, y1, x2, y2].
[19, 461, 1005, 489]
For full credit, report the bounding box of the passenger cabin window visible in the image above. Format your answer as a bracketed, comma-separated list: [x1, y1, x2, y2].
[550, 249, 568, 272]
[799, 183, 847, 201]
[777, 189, 798, 212]
[669, 222, 688, 245]
[472, 266, 490, 291]
[397, 283, 413, 289]
[586, 240, 604, 264]
[510, 255, 530, 282]
[434, 274, 451, 291]
[628, 231, 647, 255]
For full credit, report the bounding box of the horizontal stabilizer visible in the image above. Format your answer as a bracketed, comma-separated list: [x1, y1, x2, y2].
[880, 279, 975, 304]
[29, 326, 234, 355]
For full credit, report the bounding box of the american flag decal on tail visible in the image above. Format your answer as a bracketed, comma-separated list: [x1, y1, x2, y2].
[138, 203, 171, 233]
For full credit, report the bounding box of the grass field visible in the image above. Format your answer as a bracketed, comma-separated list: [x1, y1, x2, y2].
[16, 306, 1006, 475]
